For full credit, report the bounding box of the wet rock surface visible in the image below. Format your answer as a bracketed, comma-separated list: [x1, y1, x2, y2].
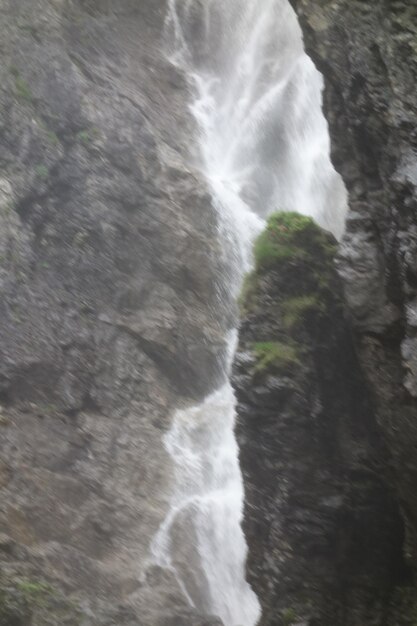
[234, 214, 408, 625]
[288, 0, 417, 549]
[0, 0, 228, 623]
[236, 0, 417, 616]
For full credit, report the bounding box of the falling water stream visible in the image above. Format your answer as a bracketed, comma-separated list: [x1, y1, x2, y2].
[151, 1, 347, 625]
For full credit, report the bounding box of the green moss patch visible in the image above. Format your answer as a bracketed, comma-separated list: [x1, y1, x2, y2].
[76, 127, 100, 145]
[282, 294, 325, 330]
[281, 607, 298, 626]
[16, 580, 52, 605]
[239, 212, 338, 316]
[12, 71, 33, 103]
[35, 164, 48, 180]
[46, 130, 59, 146]
[253, 211, 336, 272]
[0, 576, 82, 626]
[238, 272, 259, 313]
[253, 341, 300, 375]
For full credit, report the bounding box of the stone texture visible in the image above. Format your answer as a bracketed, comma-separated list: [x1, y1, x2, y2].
[235, 0, 417, 621]
[287, 2, 417, 557]
[0, 0, 228, 623]
[234, 214, 407, 626]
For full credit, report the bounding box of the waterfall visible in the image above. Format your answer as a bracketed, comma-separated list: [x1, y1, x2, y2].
[151, 1, 347, 625]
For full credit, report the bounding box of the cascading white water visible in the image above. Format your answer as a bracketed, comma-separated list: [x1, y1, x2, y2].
[151, 333, 260, 625]
[151, 2, 347, 625]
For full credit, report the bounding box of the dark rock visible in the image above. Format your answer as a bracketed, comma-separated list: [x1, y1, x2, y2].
[288, 1, 417, 555]
[0, 0, 227, 623]
[234, 213, 406, 626]
[236, 1, 417, 622]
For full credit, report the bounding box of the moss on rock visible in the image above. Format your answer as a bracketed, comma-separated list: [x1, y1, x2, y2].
[253, 341, 300, 375]
[234, 211, 409, 625]
[0, 576, 82, 626]
[281, 294, 325, 330]
[240, 211, 339, 321]
[238, 211, 341, 381]
[253, 211, 336, 272]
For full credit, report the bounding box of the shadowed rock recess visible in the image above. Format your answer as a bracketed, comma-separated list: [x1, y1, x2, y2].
[235, 0, 417, 614]
[0, 0, 227, 624]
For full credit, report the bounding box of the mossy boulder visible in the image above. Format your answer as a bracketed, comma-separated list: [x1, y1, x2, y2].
[253, 212, 337, 273]
[239, 212, 342, 380]
[241, 212, 339, 315]
[234, 215, 408, 625]
[253, 341, 300, 375]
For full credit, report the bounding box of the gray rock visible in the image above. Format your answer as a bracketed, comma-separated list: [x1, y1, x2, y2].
[234, 217, 405, 626]
[290, 0, 417, 563]
[237, 1, 417, 624]
[0, 0, 227, 623]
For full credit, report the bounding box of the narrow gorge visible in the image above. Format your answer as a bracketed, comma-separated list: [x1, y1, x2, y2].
[0, 1, 416, 626]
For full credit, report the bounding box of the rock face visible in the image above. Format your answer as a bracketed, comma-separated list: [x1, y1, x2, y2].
[237, 5, 417, 613]
[0, 0, 227, 623]
[288, 0, 417, 555]
[236, 1, 417, 621]
[234, 213, 408, 625]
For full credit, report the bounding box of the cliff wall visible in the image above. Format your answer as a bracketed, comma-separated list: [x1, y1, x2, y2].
[289, 0, 417, 535]
[0, 1, 225, 623]
[236, 3, 417, 624]
[235, 214, 407, 626]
